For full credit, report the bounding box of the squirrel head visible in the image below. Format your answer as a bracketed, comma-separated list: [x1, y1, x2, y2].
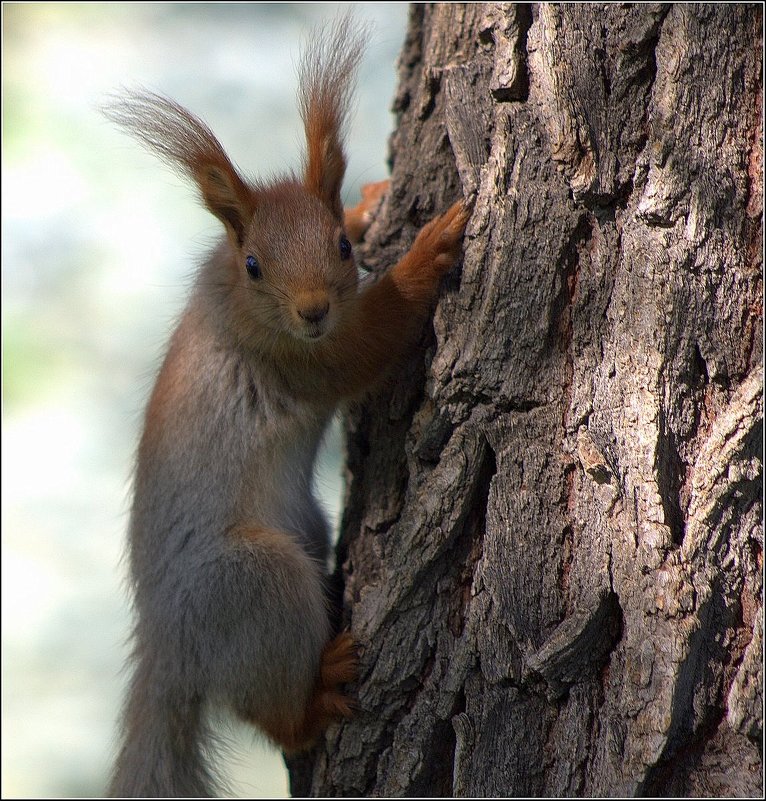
[103, 16, 368, 354]
[220, 179, 359, 349]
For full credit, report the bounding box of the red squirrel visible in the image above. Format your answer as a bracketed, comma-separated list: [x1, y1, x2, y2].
[105, 16, 469, 798]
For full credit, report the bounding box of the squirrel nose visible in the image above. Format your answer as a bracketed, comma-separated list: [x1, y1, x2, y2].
[297, 302, 329, 324]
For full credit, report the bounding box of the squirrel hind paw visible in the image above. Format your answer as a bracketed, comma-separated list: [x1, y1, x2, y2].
[316, 689, 356, 720]
[319, 630, 359, 687]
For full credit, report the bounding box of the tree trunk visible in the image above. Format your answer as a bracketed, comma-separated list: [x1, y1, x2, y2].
[289, 3, 763, 796]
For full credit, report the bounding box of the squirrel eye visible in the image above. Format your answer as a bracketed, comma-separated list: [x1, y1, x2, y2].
[339, 234, 352, 261]
[245, 254, 261, 280]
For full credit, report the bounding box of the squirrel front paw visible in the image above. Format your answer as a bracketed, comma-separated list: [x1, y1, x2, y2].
[395, 200, 470, 301]
[344, 179, 390, 243]
[413, 199, 471, 276]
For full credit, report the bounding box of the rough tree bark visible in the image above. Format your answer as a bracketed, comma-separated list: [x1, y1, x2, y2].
[288, 3, 763, 797]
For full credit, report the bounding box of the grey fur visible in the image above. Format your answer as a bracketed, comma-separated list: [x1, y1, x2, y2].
[109, 287, 333, 797]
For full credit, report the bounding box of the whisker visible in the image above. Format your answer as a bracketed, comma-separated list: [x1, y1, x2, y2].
[261, 279, 293, 302]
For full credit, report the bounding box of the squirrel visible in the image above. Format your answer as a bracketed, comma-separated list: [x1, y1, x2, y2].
[104, 15, 469, 798]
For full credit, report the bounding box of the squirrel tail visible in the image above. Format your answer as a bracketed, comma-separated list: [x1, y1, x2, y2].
[108, 652, 215, 798]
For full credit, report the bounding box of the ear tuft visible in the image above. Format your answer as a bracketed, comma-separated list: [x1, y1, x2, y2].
[298, 14, 370, 219]
[103, 90, 253, 246]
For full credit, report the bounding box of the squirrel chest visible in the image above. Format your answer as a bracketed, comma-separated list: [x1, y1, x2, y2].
[132, 301, 332, 566]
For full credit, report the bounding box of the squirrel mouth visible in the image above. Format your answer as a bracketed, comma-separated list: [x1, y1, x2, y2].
[302, 326, 326, 341]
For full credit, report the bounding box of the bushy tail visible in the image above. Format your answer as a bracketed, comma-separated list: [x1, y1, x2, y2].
[108, 655, 215, 798]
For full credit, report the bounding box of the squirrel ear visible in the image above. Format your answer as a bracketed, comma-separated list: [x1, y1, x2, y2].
[299, 15, 367, 220]
[303, 126, 346, 220]
[102, 91, 254, 248]
[197, 163, 253, 249]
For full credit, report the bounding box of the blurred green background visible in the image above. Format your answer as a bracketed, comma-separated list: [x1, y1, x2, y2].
[1, 2, 408, 796]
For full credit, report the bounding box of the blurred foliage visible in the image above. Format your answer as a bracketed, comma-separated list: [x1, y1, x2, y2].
[2, 2, 407, 797]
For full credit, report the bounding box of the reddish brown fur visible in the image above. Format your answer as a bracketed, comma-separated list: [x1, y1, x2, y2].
[314, 200, 471, 400]
[103, 92, 255, 248]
